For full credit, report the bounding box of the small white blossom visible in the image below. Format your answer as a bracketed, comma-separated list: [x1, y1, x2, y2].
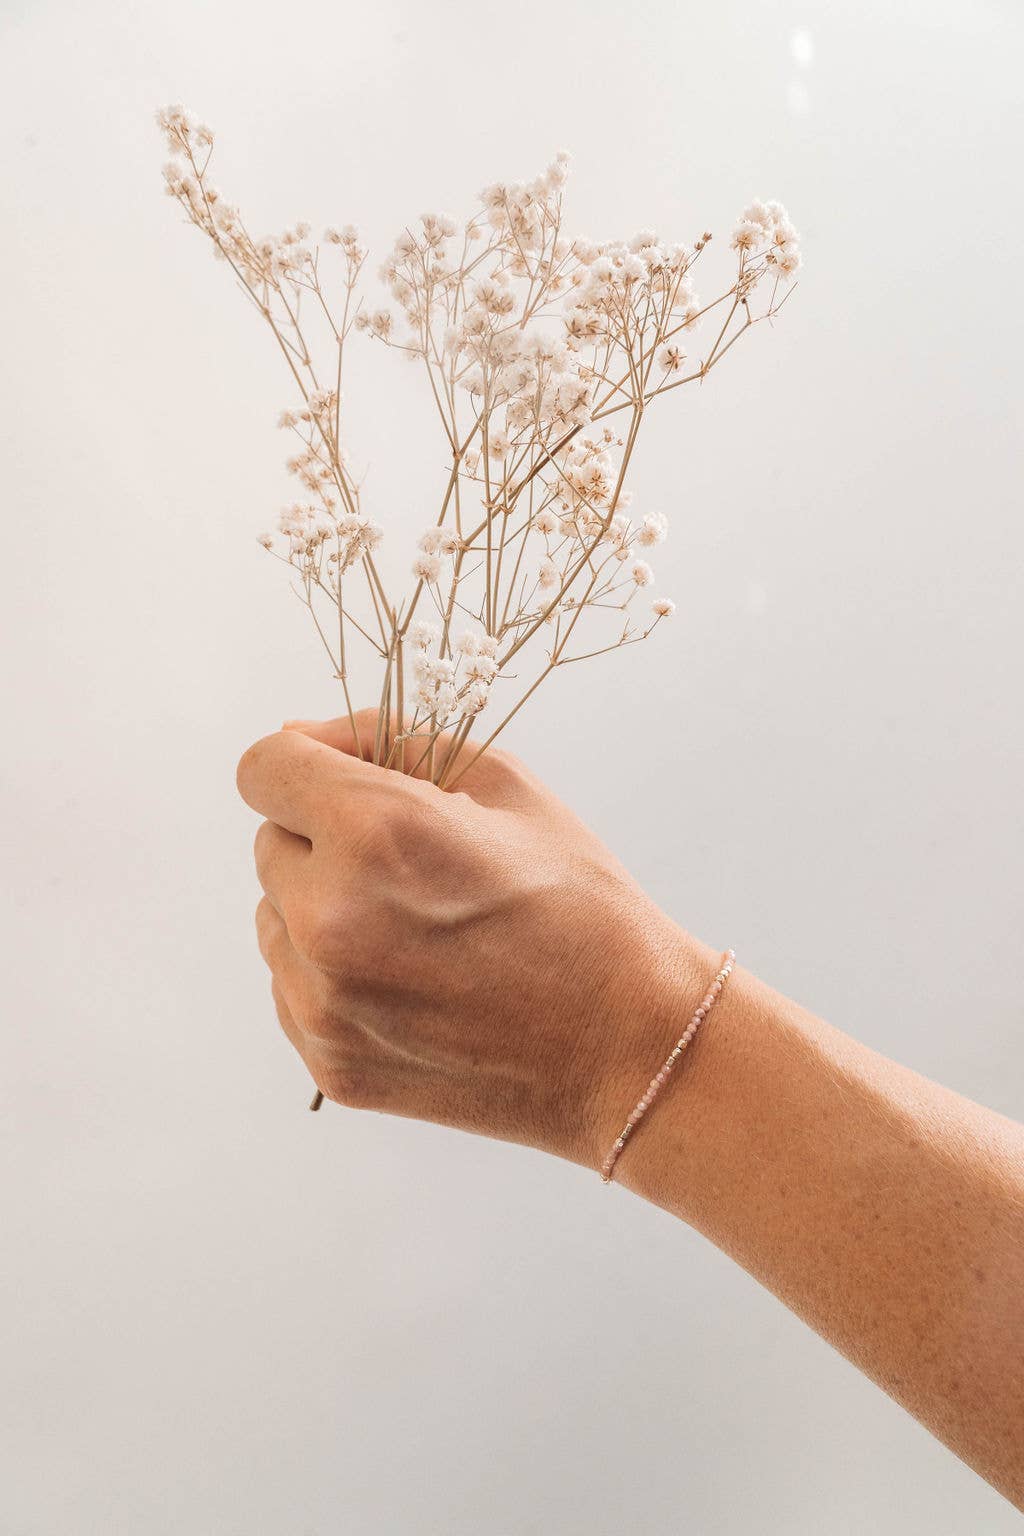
[740, 201, 774, 234]
[631, 560, 654, 587]
[466, 654, 498, 683]
[730, 220, 764, 252]
[409, 620, 439, 649]
[652, 597, 676, 617]
[638, 512, 668, 547]
[413, 552, 442, 582]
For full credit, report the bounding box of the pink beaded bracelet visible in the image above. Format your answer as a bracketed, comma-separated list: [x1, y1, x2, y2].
[600, 949, 736, 1184]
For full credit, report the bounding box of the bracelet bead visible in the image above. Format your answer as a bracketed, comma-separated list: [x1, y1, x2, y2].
[600, 949, 736, 1184]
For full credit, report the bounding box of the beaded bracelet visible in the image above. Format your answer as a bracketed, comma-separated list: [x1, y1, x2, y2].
[600, 949, 736, 1184]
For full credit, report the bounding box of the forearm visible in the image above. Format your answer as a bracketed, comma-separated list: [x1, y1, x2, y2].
[240, 718, 1024, 1506]
[601, 937, 1024, 1506]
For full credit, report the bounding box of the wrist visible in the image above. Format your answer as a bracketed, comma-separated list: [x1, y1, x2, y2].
[569, 907, 721, 1176]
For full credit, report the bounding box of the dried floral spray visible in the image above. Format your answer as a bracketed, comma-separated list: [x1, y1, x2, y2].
[159, 105, 800, 787]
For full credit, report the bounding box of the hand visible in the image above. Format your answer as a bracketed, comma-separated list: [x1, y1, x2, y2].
[236, 710, 708, 1167]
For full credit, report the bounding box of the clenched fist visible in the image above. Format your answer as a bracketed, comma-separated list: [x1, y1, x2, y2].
[236, 710, 710, 1167]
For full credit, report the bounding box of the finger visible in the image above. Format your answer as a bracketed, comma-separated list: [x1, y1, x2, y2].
[236, 727, 378, 837]
[258, 901, 317, 1050]
[283, 706, 378, 761]
[255, 893, 296, 973]
[254, 819, 309, 913]
[283, 711, 533, 812]
[270, 976, 304, 1050]
[284, 709, 474, 787]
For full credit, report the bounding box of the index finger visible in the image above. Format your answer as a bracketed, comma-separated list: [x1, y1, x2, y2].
[235, 728, 375, 838]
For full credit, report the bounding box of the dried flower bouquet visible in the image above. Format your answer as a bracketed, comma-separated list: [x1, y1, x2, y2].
[159, 106, 800, 787]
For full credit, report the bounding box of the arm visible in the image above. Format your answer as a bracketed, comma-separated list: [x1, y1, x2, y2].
[237, 713, 1024, 1509]
[615, 961, 1024, 1507]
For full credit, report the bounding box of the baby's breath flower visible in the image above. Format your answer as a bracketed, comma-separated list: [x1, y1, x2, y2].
[657, 344, 686, 374]
[730, 220, 764, 252]
[161, 112, 799, 781]
[409, 620, 439, 649]
[413, 552, 442, 583]
[538, 557, 559, 591]
[638, 512, 669, 547]
[740, 201, 774, 233]
[466, 654, 498, 683]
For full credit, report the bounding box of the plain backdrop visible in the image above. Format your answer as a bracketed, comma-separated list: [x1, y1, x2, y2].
[2, 0, 1022, 1531]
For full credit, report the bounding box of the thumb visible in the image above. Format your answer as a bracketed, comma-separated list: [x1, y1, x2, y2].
[282, 708, 378, 760]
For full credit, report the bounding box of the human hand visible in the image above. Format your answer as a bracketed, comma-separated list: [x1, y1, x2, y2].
[236, 710, 709, 1167]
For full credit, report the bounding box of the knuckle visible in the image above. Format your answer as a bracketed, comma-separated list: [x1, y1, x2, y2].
[480, 748, 541, 808]
[322, 1065, 373, 1110]
[252, 818, 272, 868]
[301, 997, 338, 1043]
[354, 794, 422, 869]
[354, 818, 394, 868]
[489, 745, 530, 786]
[255, 897, 286, 968]
[270, 977, 295, 1031]
[289, 904, 339, 970]
[236, 738, 264, 798]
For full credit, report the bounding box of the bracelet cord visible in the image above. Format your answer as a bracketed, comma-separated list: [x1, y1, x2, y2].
[600, 949, 736, 1184]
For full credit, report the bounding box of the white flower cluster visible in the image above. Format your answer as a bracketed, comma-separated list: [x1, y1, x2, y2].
[270, 503, 382, 572]
[568, 229, 701, 350]
[480, 153, 571, 259]
[730, 200, 802, 279]
[412, 525, 461, 583]
[162, 105, 799, 780]
[527, 446, 674, 621]
[159, 106, 366, 292]
[408, 622, 499, 723]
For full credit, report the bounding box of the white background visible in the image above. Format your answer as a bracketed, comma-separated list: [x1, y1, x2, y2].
[2, 0, 1022, 1530]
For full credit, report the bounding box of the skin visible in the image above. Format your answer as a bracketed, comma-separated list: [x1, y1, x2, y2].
[238, 710, 1024, 1509]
